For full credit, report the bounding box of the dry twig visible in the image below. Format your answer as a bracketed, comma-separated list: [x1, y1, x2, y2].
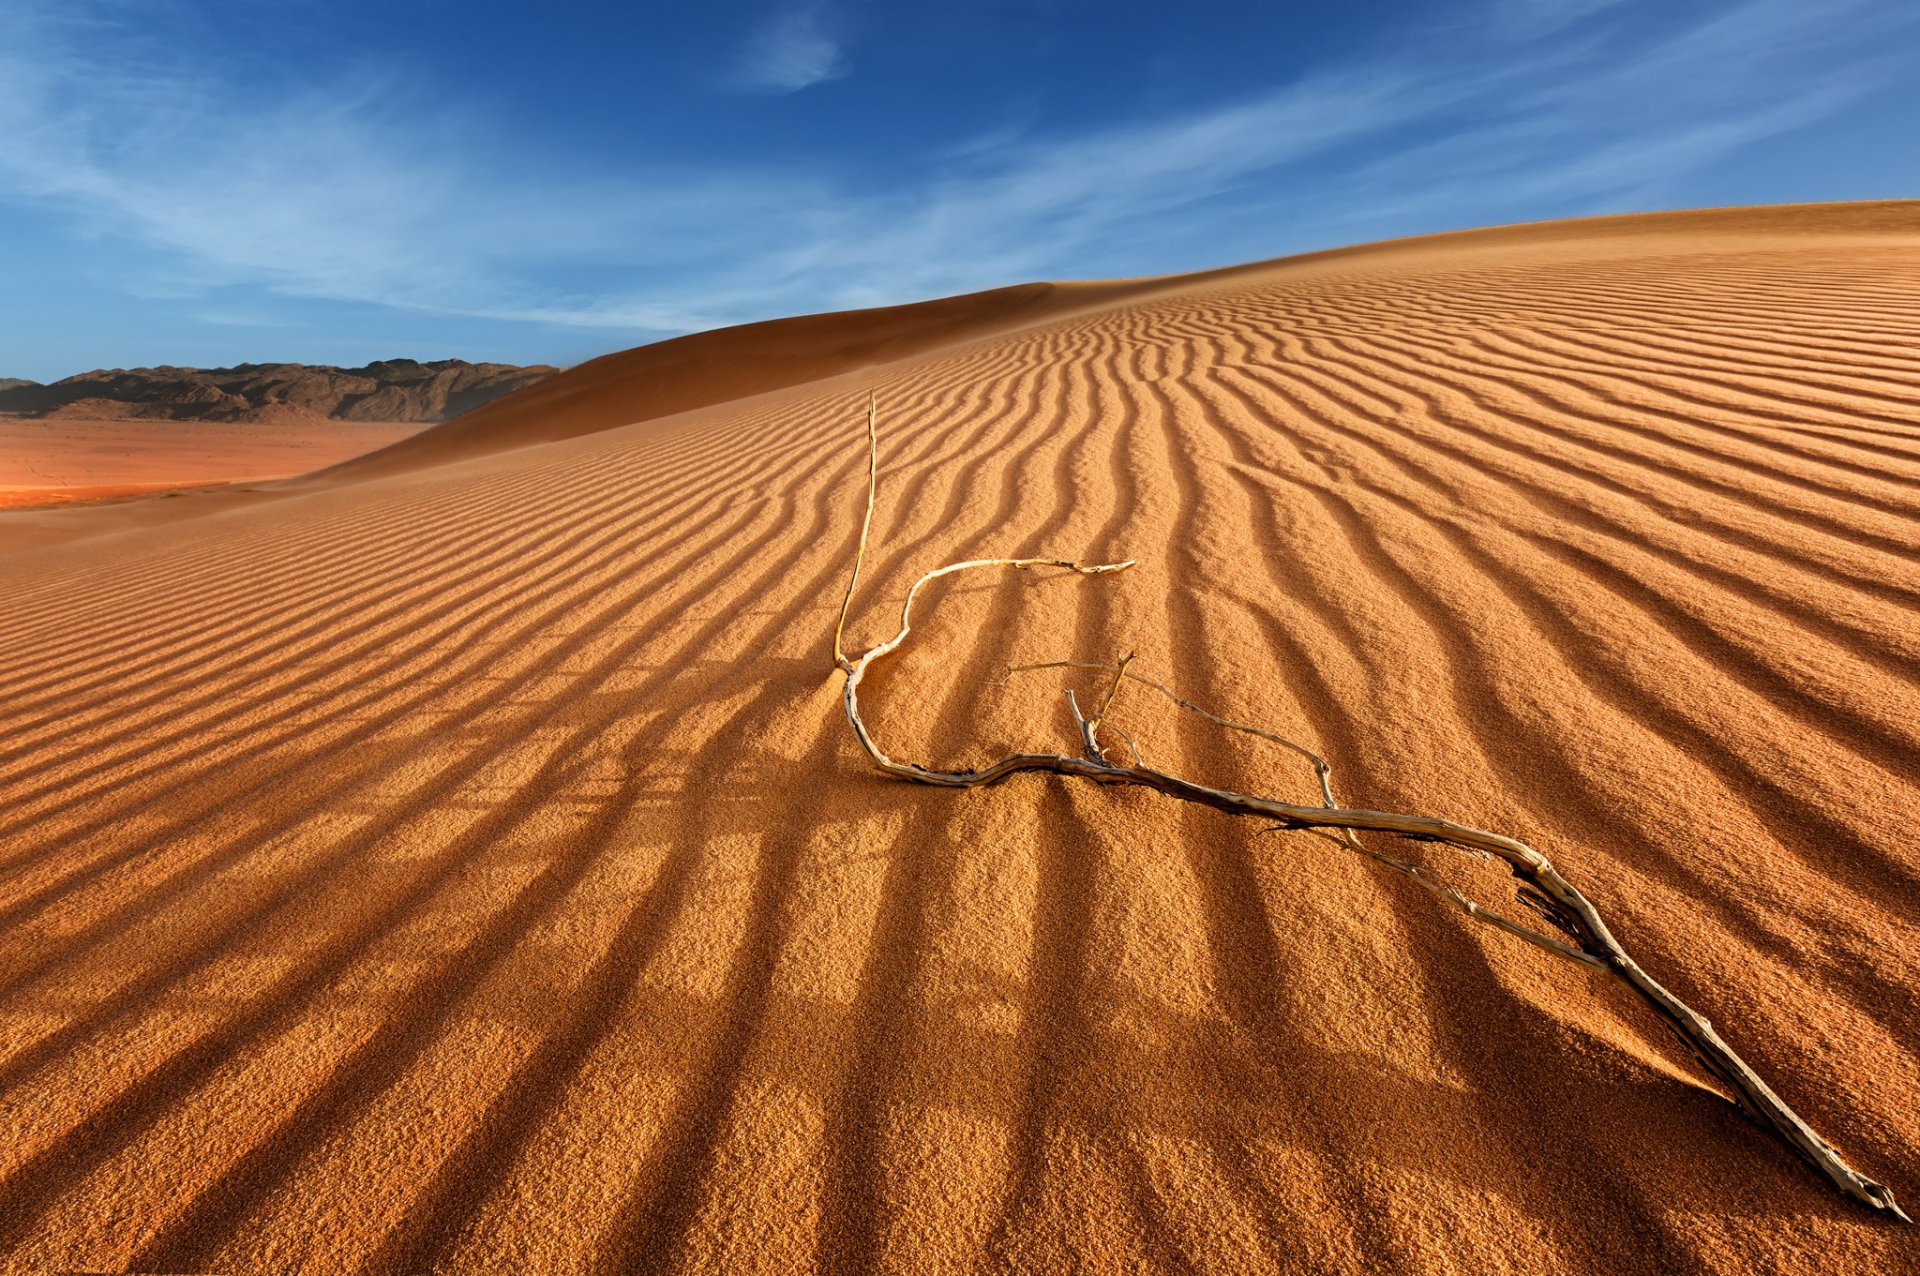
[830, 397, 1906, 1220]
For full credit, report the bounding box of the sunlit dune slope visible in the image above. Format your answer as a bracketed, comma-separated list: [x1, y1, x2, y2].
[1, 201, 1917, 1274]
[0, 417, 427, 511]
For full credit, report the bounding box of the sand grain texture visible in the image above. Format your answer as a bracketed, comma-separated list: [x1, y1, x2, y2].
[1, 202, 1917, 1273]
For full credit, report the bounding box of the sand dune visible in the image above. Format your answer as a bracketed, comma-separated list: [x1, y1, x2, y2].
[0, 201, 1916, 1273]
[0, 416, 426, 512]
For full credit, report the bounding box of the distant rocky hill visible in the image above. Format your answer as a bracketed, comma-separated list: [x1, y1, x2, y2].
[0, 359, 560, 424]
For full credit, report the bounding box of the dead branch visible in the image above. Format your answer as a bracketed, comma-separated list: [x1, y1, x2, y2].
[1012, 658, 1607, 971]
[830, 396, 1908, 1221]
[830, 391, 880, 670]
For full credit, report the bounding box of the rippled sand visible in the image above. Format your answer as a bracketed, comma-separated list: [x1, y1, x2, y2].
[0, 201, 1915, 1273]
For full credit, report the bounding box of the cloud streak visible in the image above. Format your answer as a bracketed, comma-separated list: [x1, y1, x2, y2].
[0, 0, 1911, 347]
[729, 4, 849, 94]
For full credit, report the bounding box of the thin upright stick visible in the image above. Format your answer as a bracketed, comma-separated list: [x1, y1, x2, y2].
[832, 390, 879, 669]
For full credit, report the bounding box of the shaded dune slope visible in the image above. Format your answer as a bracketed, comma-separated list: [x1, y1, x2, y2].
[0, 202, 1917, 1273]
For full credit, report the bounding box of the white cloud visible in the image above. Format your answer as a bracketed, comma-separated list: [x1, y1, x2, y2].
[729, 4, 848, 94]
[0, 0, 1911, 345]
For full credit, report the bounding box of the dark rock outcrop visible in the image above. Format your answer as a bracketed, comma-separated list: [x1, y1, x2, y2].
[0, 359, 559, 423]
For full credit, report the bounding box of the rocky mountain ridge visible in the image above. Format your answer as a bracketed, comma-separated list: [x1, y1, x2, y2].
[0, 359, 559, 423]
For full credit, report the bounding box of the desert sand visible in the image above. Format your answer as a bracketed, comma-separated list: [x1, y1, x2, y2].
[0, 417, 426, 509]
[0, 201, 1915, 1273]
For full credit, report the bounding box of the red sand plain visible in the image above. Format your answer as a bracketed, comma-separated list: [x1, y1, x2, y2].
[0, 202, 1916, 1273]
[0, 417, 426, 510]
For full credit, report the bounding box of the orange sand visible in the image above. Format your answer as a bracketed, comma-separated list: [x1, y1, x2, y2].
[0, 202, 1916, 1273]
[0, 481, 232, 510]
[0, 417, 426, 510]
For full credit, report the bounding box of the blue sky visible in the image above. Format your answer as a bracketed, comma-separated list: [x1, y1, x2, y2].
[2, 0, 1916, 380]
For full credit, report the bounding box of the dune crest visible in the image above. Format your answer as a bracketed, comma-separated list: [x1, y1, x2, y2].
[0, 202, 1916, 1273]
[325, 279, 1144, 479]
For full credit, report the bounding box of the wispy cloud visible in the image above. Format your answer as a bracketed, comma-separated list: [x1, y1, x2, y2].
[1486, 0, 1632, 38]
[0, 0, 1911, 347]
[729, 4, 849, 94]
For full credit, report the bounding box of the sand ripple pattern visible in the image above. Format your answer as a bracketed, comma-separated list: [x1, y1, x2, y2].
[0, 203, 1916, 1273]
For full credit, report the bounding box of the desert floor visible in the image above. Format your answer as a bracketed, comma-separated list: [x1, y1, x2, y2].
[0, 202, 1915, 1274]
[0, 417, 425, 509]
